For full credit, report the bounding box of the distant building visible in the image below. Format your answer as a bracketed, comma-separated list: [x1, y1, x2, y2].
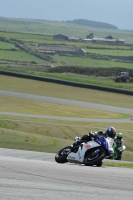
[68, 37, 83, 42]
[52, 33, 125, 44]
[86, 33, 94, 39]
[104, 35, 125, 44]
[38, 50, 55, 55]
[104, 35, 117, 39]
[116, 39, 125, 44]
[92, 37, 125, 44]
[92, 38, 117, 44]
[83, 39, 92, 43]
[38, 45, 86, 56]
[53, 34, 69, 41]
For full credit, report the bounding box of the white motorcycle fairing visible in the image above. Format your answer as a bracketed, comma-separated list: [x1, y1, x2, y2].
[55, 135, 114, 166]
[67, 140, 101, 164]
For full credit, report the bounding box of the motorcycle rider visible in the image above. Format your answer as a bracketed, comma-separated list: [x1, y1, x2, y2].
[71, 126, 116, 155]
[113, 133, 124, 160]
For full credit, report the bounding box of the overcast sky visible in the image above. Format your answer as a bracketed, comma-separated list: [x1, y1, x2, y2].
[0, 0, 133, 30]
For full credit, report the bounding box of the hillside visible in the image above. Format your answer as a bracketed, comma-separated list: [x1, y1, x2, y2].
[0, 16, 132, 43]
[66, 19, 118, 29]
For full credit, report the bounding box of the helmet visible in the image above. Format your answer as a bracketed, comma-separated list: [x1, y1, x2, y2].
[117, 133, 123, 139]
[105, 126, 116, 138]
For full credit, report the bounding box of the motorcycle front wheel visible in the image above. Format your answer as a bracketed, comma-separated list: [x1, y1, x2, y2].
[55, 146, 71, 163]
[84, 148, 106, 166]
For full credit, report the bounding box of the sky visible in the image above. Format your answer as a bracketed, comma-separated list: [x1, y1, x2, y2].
[0, 0, 133, 30]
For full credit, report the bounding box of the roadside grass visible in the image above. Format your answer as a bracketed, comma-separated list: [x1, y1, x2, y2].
[103, 161, 133, 168]
[1, 75, 133, 108]
[0, 128, 73, 153]
[0, 116, 133, 153]
[122, 150, 133, 161]
[0, 96, 129, 119]
[0, 123, 133, 163]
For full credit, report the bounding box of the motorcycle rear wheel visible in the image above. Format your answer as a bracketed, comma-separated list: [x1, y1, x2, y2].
[55, 146, 71, 163]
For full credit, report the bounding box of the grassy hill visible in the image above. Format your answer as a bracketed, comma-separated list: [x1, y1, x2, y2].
[66, 19, 118, 29]
[0, 16, 133, 43]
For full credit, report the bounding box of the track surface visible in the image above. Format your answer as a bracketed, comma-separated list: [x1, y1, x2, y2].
[0, 148, 133, 200]
[0, 90, 133, 123]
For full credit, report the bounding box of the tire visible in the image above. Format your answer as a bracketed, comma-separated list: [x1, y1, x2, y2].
[84, 148, 106, 166]
[55, 146, 71, 163]
[115, 153, 122, 160]
[96, 161, 103, 167]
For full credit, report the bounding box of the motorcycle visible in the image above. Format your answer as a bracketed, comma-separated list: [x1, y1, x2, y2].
[55, 135, 114, 167]
[108, 141, 126, 160]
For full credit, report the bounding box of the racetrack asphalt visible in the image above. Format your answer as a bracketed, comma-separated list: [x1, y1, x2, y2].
[0, 90, 133, 124]
[0, 148, 133, 200]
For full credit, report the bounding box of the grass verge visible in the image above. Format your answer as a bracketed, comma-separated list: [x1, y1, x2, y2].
[103, 162, 133, 168]
[0, 96, 129, 119]
[1, 75, 133, 108]
[0, 119, 133, 158]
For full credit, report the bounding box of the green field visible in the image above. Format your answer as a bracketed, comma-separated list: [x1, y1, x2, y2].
[0, 28, 133, 76]
[0, 41, 16, 49]
[0, 49, 44, 62]
[85, 49, 133, 56]
[52, 55, 133, 68]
